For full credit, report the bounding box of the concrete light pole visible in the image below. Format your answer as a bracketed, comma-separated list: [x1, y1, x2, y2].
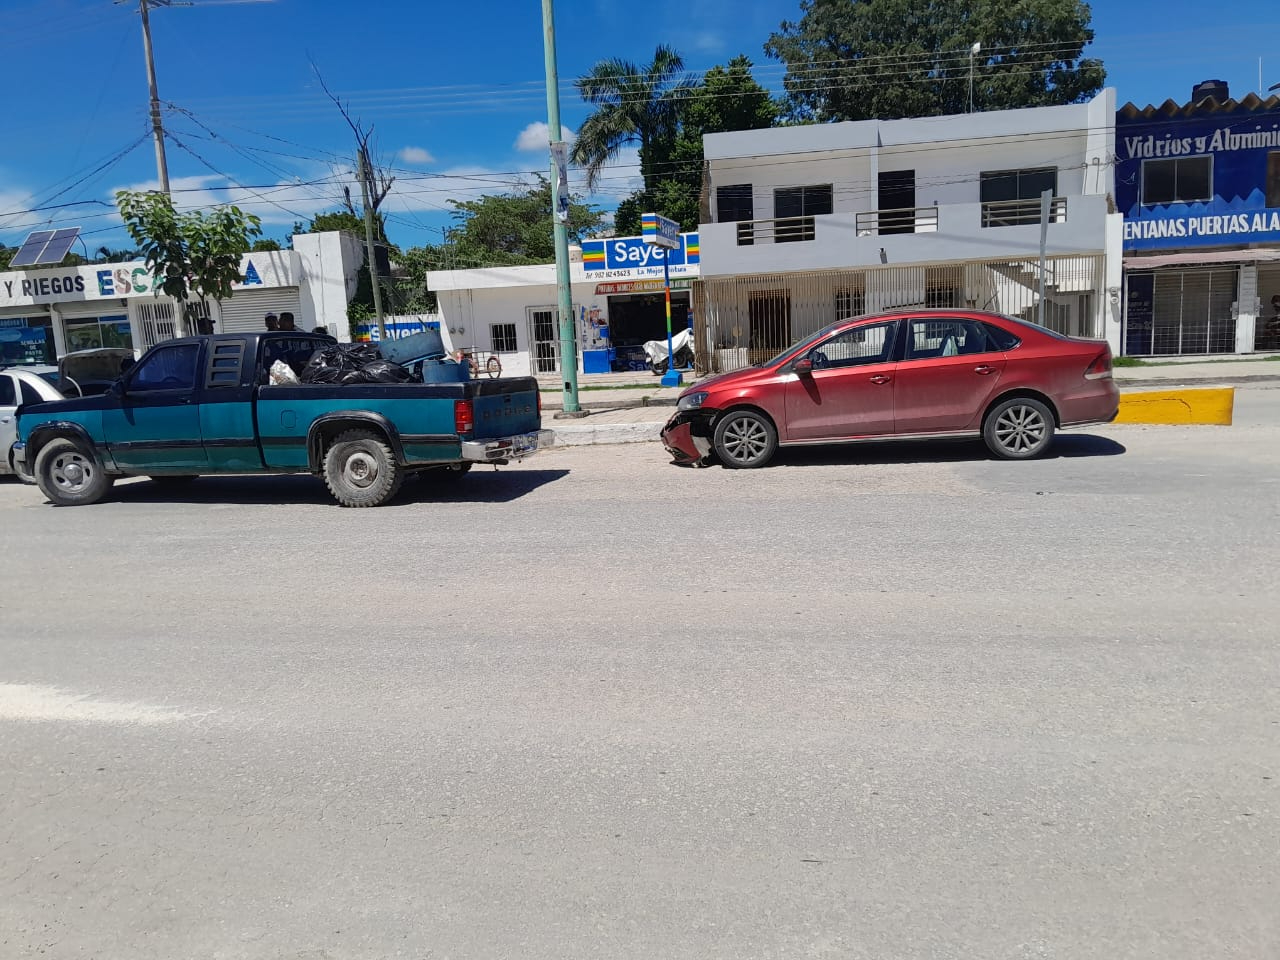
[968, 42, 981, 114]
[118, 0, 173, 194]
[540, 0, 581, 414]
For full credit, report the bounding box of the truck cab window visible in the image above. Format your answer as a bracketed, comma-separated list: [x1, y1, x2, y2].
[129, 343, 201, 391]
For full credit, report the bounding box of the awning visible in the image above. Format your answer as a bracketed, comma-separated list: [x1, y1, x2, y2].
[1125, 248, 1280, 270]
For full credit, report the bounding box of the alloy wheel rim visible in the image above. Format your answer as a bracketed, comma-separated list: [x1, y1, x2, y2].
[51, 452, 93, 493]
[723, 417, 768, 462]
[995, 405, 1047, 454]
[343, 451, 380, 488]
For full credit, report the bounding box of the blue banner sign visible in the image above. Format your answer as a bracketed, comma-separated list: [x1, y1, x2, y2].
[581, 233, 700, 273]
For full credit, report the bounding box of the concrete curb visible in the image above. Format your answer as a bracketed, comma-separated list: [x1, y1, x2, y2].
[1117, 374, 1280, 389]
[1116, 387, 1235, 425]
[547, 422, 663, 446]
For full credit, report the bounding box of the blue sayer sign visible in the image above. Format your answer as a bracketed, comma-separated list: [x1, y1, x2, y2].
[581, 232, 700, 272]
[1116, 102, 1280, 251]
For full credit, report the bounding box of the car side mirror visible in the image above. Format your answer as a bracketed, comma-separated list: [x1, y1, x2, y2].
[108, 379, 126, 400]
[793, 358, 813, 376]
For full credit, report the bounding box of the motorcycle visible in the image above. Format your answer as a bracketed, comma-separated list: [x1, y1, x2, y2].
[642, 327, 695, 376]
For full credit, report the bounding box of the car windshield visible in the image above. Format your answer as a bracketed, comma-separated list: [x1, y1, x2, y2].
[757, 322, 846, 368]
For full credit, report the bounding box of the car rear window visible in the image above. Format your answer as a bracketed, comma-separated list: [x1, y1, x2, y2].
[983, 323, 1022, 351]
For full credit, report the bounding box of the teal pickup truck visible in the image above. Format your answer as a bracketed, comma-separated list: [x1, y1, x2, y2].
[14, 331, 549, 508]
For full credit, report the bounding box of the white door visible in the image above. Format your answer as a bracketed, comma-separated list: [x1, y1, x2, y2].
[0, 372, 18, 471]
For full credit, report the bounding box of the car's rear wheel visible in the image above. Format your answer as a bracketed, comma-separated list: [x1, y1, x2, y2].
[713, 409, 777, 469]
[323, 429, 403, 507]
[983, 397, 1055, 460]
[34, 438, 114, 506]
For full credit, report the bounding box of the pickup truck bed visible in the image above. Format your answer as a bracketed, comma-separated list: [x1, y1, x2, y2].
[15, 332, 550, 507]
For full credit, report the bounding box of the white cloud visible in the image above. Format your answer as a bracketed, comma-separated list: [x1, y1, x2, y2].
[397, 146, 435, 165]
[515, 121, 576, 153]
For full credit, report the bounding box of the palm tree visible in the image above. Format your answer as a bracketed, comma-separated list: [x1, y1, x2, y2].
[571, 45, 695, 191]
[94, 246, 139, 264]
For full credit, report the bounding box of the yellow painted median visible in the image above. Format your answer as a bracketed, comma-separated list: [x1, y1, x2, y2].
[1115, 387, 1234, 425]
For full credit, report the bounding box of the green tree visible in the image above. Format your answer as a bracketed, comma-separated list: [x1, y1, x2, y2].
[571, 44, 696, 191]
[765, 0, 1105, 122]
[94, 246, 140, 264]
[613, 55, 779, 234]
[115, 190, 262, 336]
[251, 238, 282, 252]
[439, 175, 605, 266]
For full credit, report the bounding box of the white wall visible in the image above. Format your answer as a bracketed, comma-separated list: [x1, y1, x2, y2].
[433, 280, 617, 376]
[705, 90, 1116, 247]
[293, 230, 365, 340]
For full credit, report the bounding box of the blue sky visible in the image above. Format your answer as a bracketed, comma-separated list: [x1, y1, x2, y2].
[1, 0, 1278, 255]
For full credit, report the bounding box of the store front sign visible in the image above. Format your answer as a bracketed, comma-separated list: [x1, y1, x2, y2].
[594, 279, 693, 295]
[1117, 109, 1280, 251]
[581, 232, 700, 277]
[0, 253, 293, 308]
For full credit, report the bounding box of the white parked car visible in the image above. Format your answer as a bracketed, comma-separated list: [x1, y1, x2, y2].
[1, 367, 65, 482]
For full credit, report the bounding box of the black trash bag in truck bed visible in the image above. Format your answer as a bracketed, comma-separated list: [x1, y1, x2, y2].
[301, 343, 413, 384]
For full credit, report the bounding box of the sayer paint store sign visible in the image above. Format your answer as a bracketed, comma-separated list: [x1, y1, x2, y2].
[580, 232, 700, 279]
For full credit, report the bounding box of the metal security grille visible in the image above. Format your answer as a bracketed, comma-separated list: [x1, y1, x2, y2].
[700, 255, 1104, 373]
[217, 289, 303, 334]
[1151, 269, 1237, 355]
[528, 307, 558, 373]
[1255, 265, 1280, 351]
[136, 300, 177, 350]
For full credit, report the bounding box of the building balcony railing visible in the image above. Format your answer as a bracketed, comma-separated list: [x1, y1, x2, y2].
[980, 196, 1068, 228]
[734, 216, 817, 245]
[697, 194, 1110, 277]
[854, 206, 940, 236]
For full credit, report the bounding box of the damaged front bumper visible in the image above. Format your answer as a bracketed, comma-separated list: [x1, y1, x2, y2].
[660, 410, 716, 464]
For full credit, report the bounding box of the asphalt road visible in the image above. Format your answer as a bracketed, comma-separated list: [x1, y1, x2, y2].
[2, 390, 1279, 960]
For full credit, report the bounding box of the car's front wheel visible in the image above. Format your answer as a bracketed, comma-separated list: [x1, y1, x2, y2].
[34, 438, 114, 506]
[713, 409, 777, 469]
[323, 429, 404, 507]
[9, 447, 35, 485]
[983, 397, 1055, 460]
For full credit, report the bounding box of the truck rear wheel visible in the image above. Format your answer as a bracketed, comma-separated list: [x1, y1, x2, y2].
[323, 429, 403, 507]
[34, 437, 114, 506]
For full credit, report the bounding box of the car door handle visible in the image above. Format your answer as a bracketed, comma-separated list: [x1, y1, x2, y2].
[0, 416, 11, 424]
[973, 365, 997, 375]
[869, 375, 892, 385]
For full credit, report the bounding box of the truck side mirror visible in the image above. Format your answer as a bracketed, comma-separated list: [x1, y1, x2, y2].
[108, 379, 126, 400]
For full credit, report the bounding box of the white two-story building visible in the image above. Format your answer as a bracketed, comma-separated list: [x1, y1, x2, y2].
[695, 89, 1123, 370]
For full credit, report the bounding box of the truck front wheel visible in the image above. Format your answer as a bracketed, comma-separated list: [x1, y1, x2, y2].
[34, 438, 114, 506]
[322, 429, 404, 507]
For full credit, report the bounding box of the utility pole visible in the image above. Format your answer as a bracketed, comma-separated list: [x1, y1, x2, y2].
[119, 0, 172, 194]
[540, 0, 581, 414]
[357, 146, 387, 341]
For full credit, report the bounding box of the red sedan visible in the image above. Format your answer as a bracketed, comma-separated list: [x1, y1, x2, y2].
[661, 309, 1119, 468]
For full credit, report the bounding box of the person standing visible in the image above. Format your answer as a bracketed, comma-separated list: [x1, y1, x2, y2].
[264, 312, 279, 331]
[277, 312, 297, 332]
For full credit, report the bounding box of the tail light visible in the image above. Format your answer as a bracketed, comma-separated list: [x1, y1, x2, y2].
[1084, 349, 1112, 380]
[454, 399, 474, 435]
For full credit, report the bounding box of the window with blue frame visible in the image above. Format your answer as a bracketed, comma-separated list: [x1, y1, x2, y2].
[1142, 156, 1212, 205]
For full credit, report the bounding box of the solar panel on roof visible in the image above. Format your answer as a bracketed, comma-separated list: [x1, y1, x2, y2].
[6, 227, 81, 267]
[38, 228, 80, 265]
[7, 230, 55, 268]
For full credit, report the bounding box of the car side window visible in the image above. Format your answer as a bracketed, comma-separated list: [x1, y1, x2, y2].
[263, 337, 324, 376]
[906, 319, 993, 360]
[129, 343, 201, 392]
[808, 321, 897, 369]
[19, 380, 45, 405]
[983, 322, 1022, 351]
[0, 375, 15, 406]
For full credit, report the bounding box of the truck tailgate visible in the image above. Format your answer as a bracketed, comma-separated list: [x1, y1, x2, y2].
[468, 377, 541, 440]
